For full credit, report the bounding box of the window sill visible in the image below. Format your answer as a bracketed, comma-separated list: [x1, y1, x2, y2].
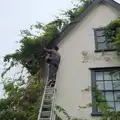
[91, 112, 102, 116]
[95, 49, 116, 52]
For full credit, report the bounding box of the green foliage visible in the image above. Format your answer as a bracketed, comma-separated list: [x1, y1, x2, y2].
[2, 0, 92, 77]
[3, 22, 60, 75]
[64, 0, 92, 22]
[102, 19, 120, 118]
[94, 88, 120, 120]
[55, 105, 85, 120]
[95, 89, 109, 112]
[0, 0, 93, 120]
[97, 18, 120, 119]
[105, 17, 120, 52]
[0, 76, 44, 120]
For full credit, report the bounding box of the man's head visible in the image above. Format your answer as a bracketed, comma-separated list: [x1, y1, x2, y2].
[54, 46, 59, 51]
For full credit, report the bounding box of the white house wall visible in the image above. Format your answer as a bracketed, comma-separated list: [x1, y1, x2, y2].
[55, 3, 120, 120]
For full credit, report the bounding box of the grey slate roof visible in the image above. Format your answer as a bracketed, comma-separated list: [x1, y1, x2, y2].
[53, 0, 120, 46]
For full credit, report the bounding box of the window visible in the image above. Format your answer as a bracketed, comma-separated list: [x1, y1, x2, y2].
[94, 28, 116, 51]
[91, 67, 120, 116]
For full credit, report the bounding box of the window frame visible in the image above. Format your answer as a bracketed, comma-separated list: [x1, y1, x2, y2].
[94, 28, 116, 52]
[90, 67, 120, 116]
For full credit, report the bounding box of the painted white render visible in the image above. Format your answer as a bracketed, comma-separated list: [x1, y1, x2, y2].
[55, 3, 120, 120]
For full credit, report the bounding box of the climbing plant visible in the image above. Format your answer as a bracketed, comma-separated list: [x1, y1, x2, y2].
[94, 88, 120, 120]
[0, 0, 93, 120]
[3, 0, 92, 77]
[105, 17, 120, 53]
[96, 17, 120, 119]
[0, 76, 44, 120]
[55, 105, 87, 120]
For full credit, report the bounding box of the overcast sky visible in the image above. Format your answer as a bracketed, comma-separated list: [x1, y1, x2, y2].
[0, 0, 120, 97]
[0, 0, 76, 97]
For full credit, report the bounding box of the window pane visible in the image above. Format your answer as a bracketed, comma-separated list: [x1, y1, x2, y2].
[112, 45, 117, 49]
[97, 102, 102, 113]
[112, 72, 120, 80]
[95, 29, 116, 51]
[96, 92, 105, 102]
[113, 81, 120, 90]
[107, 39, 112, 42]
[96, 82, 104, 90]
[96, 72, 103, 80]
[105, 92, 114, 101]
[97, 36, 105, 42]
[114, 92, 120, 101]
[96, 30, 104, 36]
[115, 102, 120, 111]
[97, 102, 114, 112]
[105, 42, 112, 49]
[107, 102, 115, 111]
[105, 81, 113, 90]
[97, 43, 106, 50]
[97, 107, 102, 113]
[104, 72, 111, 80]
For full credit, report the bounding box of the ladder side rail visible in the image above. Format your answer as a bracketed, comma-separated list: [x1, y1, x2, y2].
[50, 84, 57, 120]
[37, 77, 49, 120]
[53, 85, 57, 120]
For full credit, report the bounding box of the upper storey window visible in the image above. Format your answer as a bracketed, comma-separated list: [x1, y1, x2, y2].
[94, 28, 116, 51]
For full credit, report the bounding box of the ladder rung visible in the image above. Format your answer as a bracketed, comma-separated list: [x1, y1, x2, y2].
[43, 100, 52, 105]
[40, 111, 51, 118]
[46, 87, 54, 89]
[44, 99, 52, 102]
[42, 105, 51, 108]
[44, 93, 53, 95]
[44, 93, 53, 96]
[45, 90, 54, 94]
[45, 87, 54, 90]
[39, 118, 50, 120]
[44, 95, 53, 99]
[42, 105, 51, 111]
[38, 79, 56, 120]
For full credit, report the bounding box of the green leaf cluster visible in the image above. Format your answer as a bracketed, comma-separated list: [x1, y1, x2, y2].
[105, 17, 120, 52]
[2, 0, 92, 76]
[0, 0, 93, 120]
[64, 0, 92, 22]
[0, 77, 44, 120]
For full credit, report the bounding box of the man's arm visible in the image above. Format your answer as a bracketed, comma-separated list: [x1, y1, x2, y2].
[44, 48, 54, 54]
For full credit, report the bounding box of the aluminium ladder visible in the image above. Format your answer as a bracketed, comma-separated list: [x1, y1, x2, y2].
[37, 79, 56, 120]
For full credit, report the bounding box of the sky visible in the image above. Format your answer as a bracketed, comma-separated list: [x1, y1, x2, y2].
[0, 0, 76, 97]
[0, 0, 75, 57]
[0, 0, 120, 97]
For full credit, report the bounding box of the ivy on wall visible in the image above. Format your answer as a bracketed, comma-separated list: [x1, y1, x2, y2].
[105, 17, 120, 53]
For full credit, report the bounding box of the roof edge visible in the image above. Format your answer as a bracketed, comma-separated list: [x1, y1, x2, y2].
[104, 0, 120, 11]
[53, 0, 120, 46]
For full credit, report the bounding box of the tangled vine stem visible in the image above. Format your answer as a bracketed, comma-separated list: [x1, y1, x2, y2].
[81, 86, 91, 92]
[55, 105, 88, 120]
[105, 17, 120, 52]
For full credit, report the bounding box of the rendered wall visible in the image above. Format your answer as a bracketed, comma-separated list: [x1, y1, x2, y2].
[55, 3, 120, 120]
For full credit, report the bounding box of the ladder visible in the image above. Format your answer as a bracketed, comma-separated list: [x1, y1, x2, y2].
[37, 79, 56, 120]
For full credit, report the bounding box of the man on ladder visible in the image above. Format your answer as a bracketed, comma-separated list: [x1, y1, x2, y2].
[37, 46, 61, 120]
[44, 46, 61, 87]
